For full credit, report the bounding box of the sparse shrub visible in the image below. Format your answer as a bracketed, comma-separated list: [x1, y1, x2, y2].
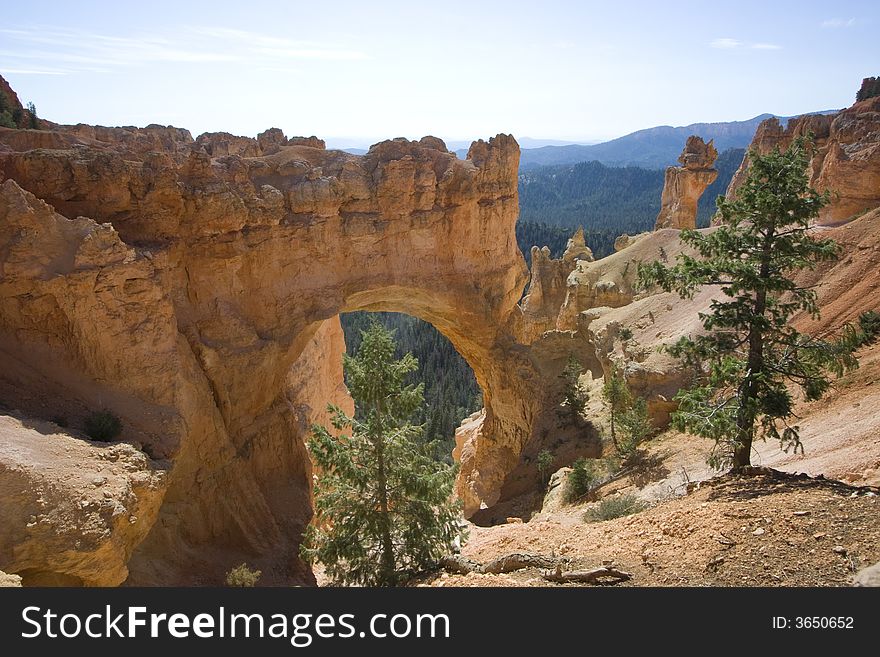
[619, 327, 633, 341]
[84, 410, 122, 442]
[565, 458, 599, 503]
[225, 563, 261, 587]
[617, 397, 653, 462]
[584, 493, 647, 522]
[858, 310, 880, 345]
[537, 449, 554, 486]
[602, 455, 622, 475]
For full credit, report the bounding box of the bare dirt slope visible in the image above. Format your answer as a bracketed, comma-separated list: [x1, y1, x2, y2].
[428, 472, 878, 588]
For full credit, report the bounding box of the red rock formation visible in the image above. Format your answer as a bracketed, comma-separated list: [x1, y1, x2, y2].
[725, 97, 880, 224]
[654, 136, 718, 230]
[520, 228, 593, 339]
[0, 74, 31, 129]
[0, 91, 545, 583]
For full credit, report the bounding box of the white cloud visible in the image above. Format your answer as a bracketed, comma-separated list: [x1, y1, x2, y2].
[710, 38, 781, 51]
[0, 67, 67, 75]
[255, 47, 367, 61]
[711, 38, 742, 49]
[0, 25, 368, 75]
[821, 18, 856, 28]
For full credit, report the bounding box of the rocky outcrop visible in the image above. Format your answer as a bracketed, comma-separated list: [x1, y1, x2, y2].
[539, 467, 573, 514]
[196, 132, 261, 157]
[256, 128, 325, 154]
[725, 96, 880, 224]
[0, 75, 24, 117]
[0, 74, 41, 130]
[613, 232, 647, 252]
[854, 561, 880, 587]
[654, 136, 718, 230]
[0, 414, 165, 586]
[556, 229, 670, 331]
[0, 570, 21, 587]
[520, 228, 593, 339]
[0, 97, 542, 583]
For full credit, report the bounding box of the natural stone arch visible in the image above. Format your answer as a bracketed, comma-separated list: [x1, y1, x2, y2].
[0, 125, 566, 584]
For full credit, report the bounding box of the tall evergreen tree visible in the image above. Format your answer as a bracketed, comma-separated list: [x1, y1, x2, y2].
[601, 367, 631, 452]
[638, 138, 865, 469]
[26, 102, 38, 129]
[557, 355, 588, 426]
[303, 322, 464, 586]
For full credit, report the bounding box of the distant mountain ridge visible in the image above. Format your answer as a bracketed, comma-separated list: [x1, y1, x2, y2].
[346, 111, 838, 170]
[516, 110, 839, 170]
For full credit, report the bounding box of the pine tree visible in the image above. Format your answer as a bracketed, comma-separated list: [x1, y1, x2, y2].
[638, 137, 865, 470]
[303, 322, 464, 586]
[617, 397, 652, 459]
[601, 367, 632, 452]
[26, 102, 38, 129]
[558, 355, 587, 426]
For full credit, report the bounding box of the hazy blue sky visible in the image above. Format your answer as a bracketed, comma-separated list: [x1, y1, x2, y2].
[1, 0, 876, 147]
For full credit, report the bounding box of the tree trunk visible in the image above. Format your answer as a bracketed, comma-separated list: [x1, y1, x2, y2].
[374, 404, 396, 585]
[610, 408, 620, 452]
[733, 229, 773, 469]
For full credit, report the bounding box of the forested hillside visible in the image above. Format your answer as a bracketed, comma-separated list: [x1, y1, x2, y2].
[515, 222, 578, 265]
[518, 161, 663, 257]
[518, 149, 744, 258]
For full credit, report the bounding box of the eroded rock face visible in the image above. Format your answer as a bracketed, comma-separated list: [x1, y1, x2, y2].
[0, 104, 539, 582]
[7, 69, 876, 583]
[0, 414, 165, 586]
[520, 228, 593, 339]
[725, 97, 880, 224]
[654, 136, 718, 230]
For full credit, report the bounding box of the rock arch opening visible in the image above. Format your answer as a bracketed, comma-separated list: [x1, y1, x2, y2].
[339, 310, 482, 462]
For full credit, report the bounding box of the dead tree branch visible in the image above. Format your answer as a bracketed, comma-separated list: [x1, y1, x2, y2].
[439, 552, 565, 575]
[541, 564, 633, 585]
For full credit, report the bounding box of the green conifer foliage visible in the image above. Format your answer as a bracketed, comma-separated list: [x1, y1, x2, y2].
[638, 138, 865, 469]
[303, 322, 464, 586]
